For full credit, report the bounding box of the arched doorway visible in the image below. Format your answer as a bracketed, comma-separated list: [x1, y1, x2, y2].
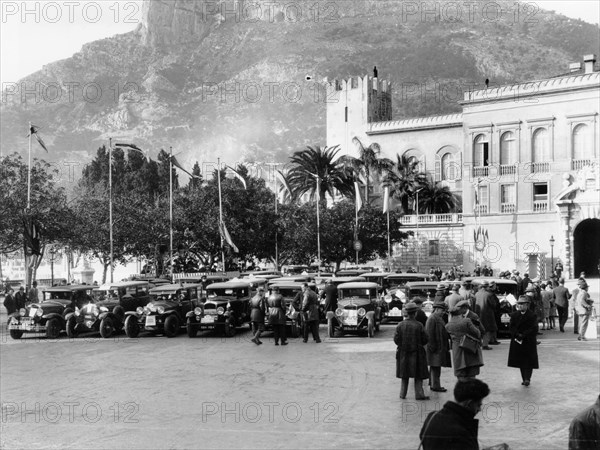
[574, 218, 600, 278]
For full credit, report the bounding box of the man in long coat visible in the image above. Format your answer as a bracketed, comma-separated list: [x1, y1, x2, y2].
[394, 302, 429, 400]
[445, 283, 464, 321]
[507, 296, 539, 386]
[475, 281, 498, 349]
[301, 283, 321, 343]
[446, 301, 484, 380]
[552, 277, 571, 332]
[425, 303, 452, 392]
[267, 286, 288, 346]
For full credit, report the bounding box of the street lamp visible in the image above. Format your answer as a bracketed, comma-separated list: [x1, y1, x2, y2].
[549, 235, 555, 278]
[414, 188, 423, 273]
[49, 247, 57, 286]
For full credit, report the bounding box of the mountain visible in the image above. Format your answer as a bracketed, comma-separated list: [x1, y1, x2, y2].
[1, 0, 599, 175]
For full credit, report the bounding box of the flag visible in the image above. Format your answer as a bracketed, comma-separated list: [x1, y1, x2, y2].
[473, 178, 481, 214]
[219, 221, 239, 253]
[23, 217, 41, 256]
[171, 155, 200, 179]
[383, 186, 390, 213]
[28, 125, 48, 152]
[114, 142, 143, 152]
[354, 181, 363, 212]
[226, 165, 247, 189]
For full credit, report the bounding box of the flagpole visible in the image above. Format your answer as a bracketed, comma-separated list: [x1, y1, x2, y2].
[217, 158, 226, 274]
[27, 121, 32, 210]
[109, 138, 114, 283]
[355, 196, 359, 265]
[169, 146, 174, 281]
[316, 176, 321, 277]
[387, 198, 391, 272]
[274, 173, 279, 271]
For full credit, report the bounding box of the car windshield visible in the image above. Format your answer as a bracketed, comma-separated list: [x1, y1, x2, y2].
[44, 292, 71, 300]
[408, 288, 436, 299]
[93, 289, 119, 301]
[276, 288, 301, 298]
[208, 288, 248, 298]
[388, 277, 426, 289]
[493, 284, 518, 296]
[339, 288, 375, 299]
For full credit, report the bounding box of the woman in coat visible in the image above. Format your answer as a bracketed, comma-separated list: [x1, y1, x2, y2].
[425, 303, 452, 392]
[445, 301, 484, 380]
[394, 302, 430, 400]
[507, 296, 539, 386]
[267, 286, 288, 346]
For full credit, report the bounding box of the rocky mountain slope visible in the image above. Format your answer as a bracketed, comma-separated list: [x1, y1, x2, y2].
[1, 0, 598, 172]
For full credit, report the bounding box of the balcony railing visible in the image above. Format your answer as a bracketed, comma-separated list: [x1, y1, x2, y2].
[530, 162, 550, 173]
[400, 213, 463, 225]
[533, 200, 549, 212]
[473, 166, 488, 177]
[474, 205, 488, 215]
[501, 203, 516, 213]
[571, 159, 596, 170]
[500, 164, 516, 175]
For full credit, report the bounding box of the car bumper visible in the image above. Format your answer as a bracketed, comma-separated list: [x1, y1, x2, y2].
[189, 314, 225, 329]
[7, 318, 46, 333]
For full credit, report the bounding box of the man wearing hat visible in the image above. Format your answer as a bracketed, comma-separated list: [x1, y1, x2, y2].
[575, 280, 593, 341]
[445, 301, 484, 380]
[507, 296, 539, 386]
[250, 286, 267, 345]
[552, 278, 571, 332]
[322, 278, 338, 315]
[434, 283, 448, 305]
[475, 281, 498, 349]
[394, 302, 430, 400]
[425, 302, 452, 392]
[301, 282, 321, 343]
[267, 285, 288, 346]
[445, 284, 464, 321]
[14, 286, 27, 311]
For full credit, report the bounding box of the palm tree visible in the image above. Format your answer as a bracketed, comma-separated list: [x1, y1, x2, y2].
[339, 137, 393, 203]
[286, 145, 353, 205]
[417, 178, 462, 214]
[382, 154, 427, 213]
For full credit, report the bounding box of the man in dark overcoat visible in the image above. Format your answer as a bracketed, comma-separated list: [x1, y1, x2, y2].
[267, 286, 288, 346]
[475, 281, 498, 349]
[322, 279, 338, 314]
[301, 283, 321, 343]
[249, 287, 267, 345]
[14, 286, 27, 310]
[394, 302, 429, 400]
[3, 289, 16, 314]
[446, 301, 484, 380]
[445, 283, 464, 320]
[425, 303, 452, 392]
[433, 284, 447, 305]
[552, 277, 571, 332]
[507, 296, 539, 386]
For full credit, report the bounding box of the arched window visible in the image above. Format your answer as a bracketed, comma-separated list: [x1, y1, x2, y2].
[572, 123, 590, 160]
[532, 128, 549, 162]
[403, 149, 425, 172]
[500, 131, 516, 165]
[441, 153, 458, 180]
[473, 134, 489, 167]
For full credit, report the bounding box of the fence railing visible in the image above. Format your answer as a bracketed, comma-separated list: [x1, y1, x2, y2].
[533, 201, 549, 212]
[400, 213, 463, 225]
[501, 203, 516, 213]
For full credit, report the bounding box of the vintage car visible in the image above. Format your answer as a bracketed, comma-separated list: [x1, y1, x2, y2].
[402, 281, 439, 317]
[65, 281, 152, 338]
[327, 282, 383, 338]
[263, 282, 315, 338]
[130, 275, 171, 286]
[268, 275, 312, 285]
[7, 285, 95, 339]
[334, 269, 370, 277]
[469, 277, 519, 336]
[186, 281, 252, 337]
[281, 265, 310, 276]
[177, 274, 231, 298]
[384, 273, 431, 320]
[123, 283, 201, 338]
[240, 270, 283, 279]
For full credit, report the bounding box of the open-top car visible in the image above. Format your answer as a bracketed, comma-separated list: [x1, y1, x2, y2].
[123, 283, 201, 338]
[402, 281, 439, 317]
[7, 285, 95, 339]
[186, 281, 252, 337]
[470, 277, 519, 336]
[327, 282, 383, 338]
[265, 282, 317, 338]
[384, 273, 431, 320]
[65, 281, 152, 339]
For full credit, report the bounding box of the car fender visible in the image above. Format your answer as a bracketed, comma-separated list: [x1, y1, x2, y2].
[326, 311, 335, 320]
[43, 312, 65, 326]
[124, 311, 139, 317]
[185, 311, 196, 319]
[65, 312, 76, 321]
[99, 311, 110, 321]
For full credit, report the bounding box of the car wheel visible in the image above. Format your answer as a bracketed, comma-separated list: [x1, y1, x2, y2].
[290, 321, 300, 338]
[164, 315, 179, 338]
[327, 318, 335, 338]
[9, 329, 23, 340]
[186, 319, 197, 338]
[66, 317, 78, 338]
[46, 318, 61, 339]
[100, 317, 115, 338]
[368, 319, 375, 338]
[224, 320, 236, 337]
[124, 315, 139, 338]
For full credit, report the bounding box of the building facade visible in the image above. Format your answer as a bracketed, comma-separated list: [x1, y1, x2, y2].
[326, 56, 600, 278]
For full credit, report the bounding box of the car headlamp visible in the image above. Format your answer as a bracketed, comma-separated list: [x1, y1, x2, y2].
[92, 306, 100, 317]
[384, 295, 392, 303]
[358, 308, 366, 316]
[157, 306, 165, 314]
[143, 306, 151, 315]
[75, 307, 81, 317]
[216, 306, 225, 315]
[335, 308, 344, 317]
[100, 306, 109, 313]
[194, 307, 203, 315]
[36, 308, 44, 317]
[19, 308, 26, 317]
[136, 306, 144, 315]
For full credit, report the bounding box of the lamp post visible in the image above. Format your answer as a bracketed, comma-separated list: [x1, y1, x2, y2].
[549, 235, 555, 278]
[414, 188, 423, 272]
[49, 247, 56, 286]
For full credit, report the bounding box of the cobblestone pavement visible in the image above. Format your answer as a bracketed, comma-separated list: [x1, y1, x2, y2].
[1, 281, 598, 449]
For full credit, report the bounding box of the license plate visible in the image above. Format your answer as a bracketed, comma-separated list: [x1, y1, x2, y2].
[344, 311, 358, 325]
[145, 316, 156, 326]
[85, 321, 94, 328]
[201, 315, 215, 324]
[501, 314, 511, 324]
[389, 308, 402, 317]
[29, 308, 37, 317]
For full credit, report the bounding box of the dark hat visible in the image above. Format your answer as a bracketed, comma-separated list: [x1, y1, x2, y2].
[412, 298, 424, 305]
[403, 302, 418, 313]
[577, 278, 587, 286]
[452, 283, 460, 290]
[579, 280, 589, 289]
[436, 283, 446, 290]
[517, 296, 530, 304]
[19, 286, 24, 290]
[433, 302, 448, 310]
[480, 280, 490, 287]
[455, 300, 470, 309]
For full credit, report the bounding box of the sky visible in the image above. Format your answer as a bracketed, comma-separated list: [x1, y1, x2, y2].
[0, 0, 599, 84]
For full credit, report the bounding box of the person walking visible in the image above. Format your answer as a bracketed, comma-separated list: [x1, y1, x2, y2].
[551, 278, 571, 332]
[474, 281, 498, 350]
[446, 301, 484, 381]
[322, 279, 338, 315]
[507, 296, 539, 386]
[419, 379, 491, 450]
[267, 285, 288, 346]
[569, 394, 600, 450]
[425, 303, 452, 392]
[3, 289, 16, 315]
[14, 286, 27, 310]
[301, 283, 321, 343]
[433, 284, 447, 305]
[541, 282, 553, 330]
[249, 287, 267, 345]
[575, 281, 593, 341]
[394, 302, 430, 400]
